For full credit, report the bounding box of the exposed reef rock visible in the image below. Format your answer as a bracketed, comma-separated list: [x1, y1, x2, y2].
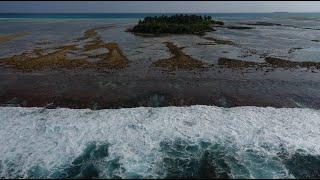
[218, 58, 258, 68]
[241, 21, 283, 26]
[152, 42, 205, 70]
[225, 26, 255, 30]
[197, 42, 217, 46]
[288, 47, 303, 54]
[218, 56, 320, 69]
[0, 26, 129, 71]
[265, 57, 320, 69]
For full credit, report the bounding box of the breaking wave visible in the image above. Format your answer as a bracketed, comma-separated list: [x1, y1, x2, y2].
[0, 106, 319, 179]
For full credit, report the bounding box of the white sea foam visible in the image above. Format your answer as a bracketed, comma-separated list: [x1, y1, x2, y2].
[0, 105, 319, 178]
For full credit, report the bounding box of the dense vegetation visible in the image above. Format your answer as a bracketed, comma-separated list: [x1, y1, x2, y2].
[129, 14, 224, 35]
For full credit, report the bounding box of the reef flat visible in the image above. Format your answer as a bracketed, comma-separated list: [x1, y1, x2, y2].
[0, 26, 129, 71]
[0, 32, 28, 43]
[1, 14, 320, 109]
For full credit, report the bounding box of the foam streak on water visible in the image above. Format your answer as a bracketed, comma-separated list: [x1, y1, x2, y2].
[0, 106, 320, 179]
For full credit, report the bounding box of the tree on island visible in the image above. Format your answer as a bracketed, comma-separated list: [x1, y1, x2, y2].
[129, 14, 224, 35]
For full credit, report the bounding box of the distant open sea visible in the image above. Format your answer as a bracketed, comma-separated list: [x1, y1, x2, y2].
[1, 12, 320, 19]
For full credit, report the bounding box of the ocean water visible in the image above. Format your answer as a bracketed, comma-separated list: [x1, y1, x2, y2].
[1, 12, 320, 27]
[1, 13, 320, 179]
[0, 12, 320, 30]
[1, 12, 320, 19]
[1, 12, 320, 62]
[0, 106, 320, 179]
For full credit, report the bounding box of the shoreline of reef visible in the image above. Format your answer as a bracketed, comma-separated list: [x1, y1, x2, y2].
[1, 15, 320, 109]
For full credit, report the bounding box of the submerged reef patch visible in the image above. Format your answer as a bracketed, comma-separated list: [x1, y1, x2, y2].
[26, 141, 123, 179]
[202, 36, 235, 45]
[0, 32, 29, 44]
[50, 142, 108, 179]
[197, 42, 217, 46]
[283, 152, 320, 179]
[158, 139, 238, 179]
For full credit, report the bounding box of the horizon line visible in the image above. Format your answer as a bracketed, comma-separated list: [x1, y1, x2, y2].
[1, 12, 320, 14]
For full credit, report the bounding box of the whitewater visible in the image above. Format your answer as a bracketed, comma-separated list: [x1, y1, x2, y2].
[0, 105, 319, 178]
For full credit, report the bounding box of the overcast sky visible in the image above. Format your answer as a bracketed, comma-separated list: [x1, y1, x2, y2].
[0, 1, 319, 13]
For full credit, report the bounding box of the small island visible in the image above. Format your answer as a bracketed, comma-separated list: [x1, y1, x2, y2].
[128, 14, 224, 35]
